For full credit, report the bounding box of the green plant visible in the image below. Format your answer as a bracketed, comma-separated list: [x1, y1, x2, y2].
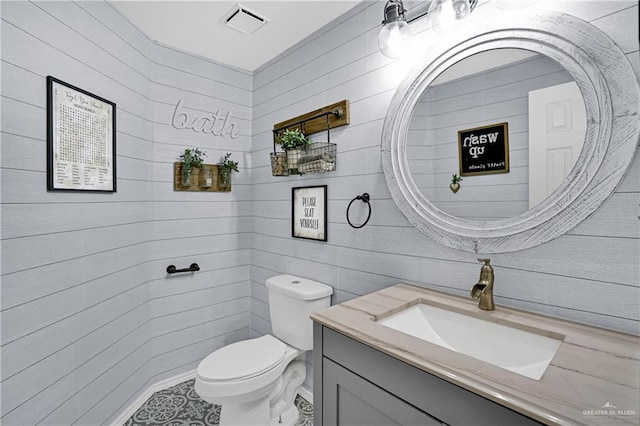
[277, 128, 310, 151]
[218, 152, 239, 174]
[450, 173, 463, 193]
[179, 148, 206, 174]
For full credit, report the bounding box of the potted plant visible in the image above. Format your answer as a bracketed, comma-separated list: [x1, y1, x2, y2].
[217, 152, 239, 189]
[278, 128, 310, 174]
[179, 148, 206, 186]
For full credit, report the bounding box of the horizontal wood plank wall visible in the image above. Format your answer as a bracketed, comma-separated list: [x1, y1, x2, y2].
[250, 0, 640, 391]
[0, 1, 252, 424]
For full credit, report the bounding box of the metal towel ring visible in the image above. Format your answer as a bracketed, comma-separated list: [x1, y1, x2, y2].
[346, 193, 371, 229]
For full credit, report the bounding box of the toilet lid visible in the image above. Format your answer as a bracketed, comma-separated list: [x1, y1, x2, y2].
[197, 335, 286, 382]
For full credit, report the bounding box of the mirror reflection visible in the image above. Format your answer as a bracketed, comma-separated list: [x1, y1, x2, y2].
[407, 49, 587, 221]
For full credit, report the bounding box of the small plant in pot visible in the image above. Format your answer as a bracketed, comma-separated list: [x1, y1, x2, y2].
[278, 128, 311, 174]
[179, 148, 206, 186]
[217, 152, 239, 189]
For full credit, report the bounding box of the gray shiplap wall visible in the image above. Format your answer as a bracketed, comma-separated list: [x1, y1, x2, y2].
[250, 0, 640, 391]
[1, 1, 251, 424]
[408, 54, 573, 220]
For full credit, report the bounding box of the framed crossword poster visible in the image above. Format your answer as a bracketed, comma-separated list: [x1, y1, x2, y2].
[47, 76, 116, 192]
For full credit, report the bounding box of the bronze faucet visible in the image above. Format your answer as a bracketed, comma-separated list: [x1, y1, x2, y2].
[471, 258, 495, 311]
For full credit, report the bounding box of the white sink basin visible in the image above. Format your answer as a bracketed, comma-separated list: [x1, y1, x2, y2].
[377, 303, 563, 380]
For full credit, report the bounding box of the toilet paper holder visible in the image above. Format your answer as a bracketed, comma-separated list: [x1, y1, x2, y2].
[166, 263, 200, 274]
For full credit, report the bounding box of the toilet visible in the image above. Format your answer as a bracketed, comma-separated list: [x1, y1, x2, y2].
[195, 274, 333, 425]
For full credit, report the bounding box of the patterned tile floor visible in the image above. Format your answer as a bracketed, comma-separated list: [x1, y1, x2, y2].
[124, 379, 313, 426]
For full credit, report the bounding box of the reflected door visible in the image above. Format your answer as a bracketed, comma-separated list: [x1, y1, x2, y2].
[528, 81, 586, 208]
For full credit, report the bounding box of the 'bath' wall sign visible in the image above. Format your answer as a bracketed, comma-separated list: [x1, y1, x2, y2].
[172, 100, 240, 139]
[458, 122, 509, 176]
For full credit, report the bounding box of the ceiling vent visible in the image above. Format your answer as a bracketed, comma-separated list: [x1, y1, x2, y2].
[224, 4, 269, 35]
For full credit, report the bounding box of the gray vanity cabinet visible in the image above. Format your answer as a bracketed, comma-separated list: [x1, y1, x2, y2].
[323, 357, 442, 425]
[313, 323, 542, 426]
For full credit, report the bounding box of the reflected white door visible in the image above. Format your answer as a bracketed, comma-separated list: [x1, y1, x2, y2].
[528, 81, 586, 208]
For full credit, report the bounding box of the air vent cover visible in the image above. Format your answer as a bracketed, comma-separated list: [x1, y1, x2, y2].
[224, 4, 268, 35]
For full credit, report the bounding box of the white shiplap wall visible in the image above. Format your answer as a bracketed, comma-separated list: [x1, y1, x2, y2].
[249, 0, 640, 390]
[1, 1, 252, 424]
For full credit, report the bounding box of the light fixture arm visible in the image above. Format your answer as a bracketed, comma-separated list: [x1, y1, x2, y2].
[405, 0, 478, 24]
[378, 0, 479, 58]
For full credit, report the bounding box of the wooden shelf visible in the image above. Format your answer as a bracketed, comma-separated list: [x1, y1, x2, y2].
[271, 100, 349, 176]
[273, 99, 350, 143]
[173, 163, 231, 192]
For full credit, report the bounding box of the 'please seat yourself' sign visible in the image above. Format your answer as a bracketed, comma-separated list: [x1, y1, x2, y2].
[458, 122, 510, 176]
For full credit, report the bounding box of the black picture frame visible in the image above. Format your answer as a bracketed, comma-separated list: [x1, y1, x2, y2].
[458, 122, 509, 177]
[47, 76, 117, 192]
[292, 185, 327, 241]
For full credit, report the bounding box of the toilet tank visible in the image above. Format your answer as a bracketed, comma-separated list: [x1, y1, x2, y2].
[266, 274, 333, 350]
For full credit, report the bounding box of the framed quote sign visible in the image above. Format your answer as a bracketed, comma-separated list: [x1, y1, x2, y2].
[292, 185, 327, 241]
[47, 76, 116, 192]
[458, 122, 509, 177]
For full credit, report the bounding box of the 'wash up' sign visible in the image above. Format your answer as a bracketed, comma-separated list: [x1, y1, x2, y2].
[458, 122, 509, 176]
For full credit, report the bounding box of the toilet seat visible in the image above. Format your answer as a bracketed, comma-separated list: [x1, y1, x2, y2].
[197, 335, 286, 382]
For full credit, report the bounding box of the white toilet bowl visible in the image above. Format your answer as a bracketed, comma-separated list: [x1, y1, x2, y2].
[194, 275, 333, 426]
[195, 335, 305, 425]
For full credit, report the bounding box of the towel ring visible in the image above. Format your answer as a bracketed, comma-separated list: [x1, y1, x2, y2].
[346, 193, 371, 229]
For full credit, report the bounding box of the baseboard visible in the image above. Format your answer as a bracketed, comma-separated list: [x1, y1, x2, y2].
[297, 385, 313, 404]
[110, 369, 196, 426]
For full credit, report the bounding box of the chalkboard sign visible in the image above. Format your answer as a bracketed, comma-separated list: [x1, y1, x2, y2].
[458, 122, 509, 176]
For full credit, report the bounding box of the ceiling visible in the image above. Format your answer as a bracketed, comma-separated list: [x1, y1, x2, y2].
[112, 1, 362, 72]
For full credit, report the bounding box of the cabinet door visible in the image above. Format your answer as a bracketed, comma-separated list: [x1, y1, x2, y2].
[323, 358, 442, 426]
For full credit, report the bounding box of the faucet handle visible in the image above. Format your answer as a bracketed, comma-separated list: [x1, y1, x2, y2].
[476, 258, 494, 285]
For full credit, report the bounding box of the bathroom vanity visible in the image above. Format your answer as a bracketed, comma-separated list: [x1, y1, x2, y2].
[311, 284, 640, 425]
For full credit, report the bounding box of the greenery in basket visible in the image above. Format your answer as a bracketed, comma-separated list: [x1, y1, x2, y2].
[218, 152, 239, 174]
[277, 128, 311, 151]
[179, 148, 206, 174]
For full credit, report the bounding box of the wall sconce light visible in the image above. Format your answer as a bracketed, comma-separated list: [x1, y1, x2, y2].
[378, 0, 412, 59]
[378, 0, 478, 58]
[427, 0, 471, 34]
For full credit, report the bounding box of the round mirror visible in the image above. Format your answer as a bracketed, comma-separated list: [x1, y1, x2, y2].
[382, 10, 639, 253]
[407, 48, 586, 221]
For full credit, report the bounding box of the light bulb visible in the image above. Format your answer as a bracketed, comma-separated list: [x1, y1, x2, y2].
[378, 20, 412, 59]
[427, 0, 471, 34]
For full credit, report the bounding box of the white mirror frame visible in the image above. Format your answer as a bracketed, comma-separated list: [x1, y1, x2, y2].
[382, 10, 639, 253]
